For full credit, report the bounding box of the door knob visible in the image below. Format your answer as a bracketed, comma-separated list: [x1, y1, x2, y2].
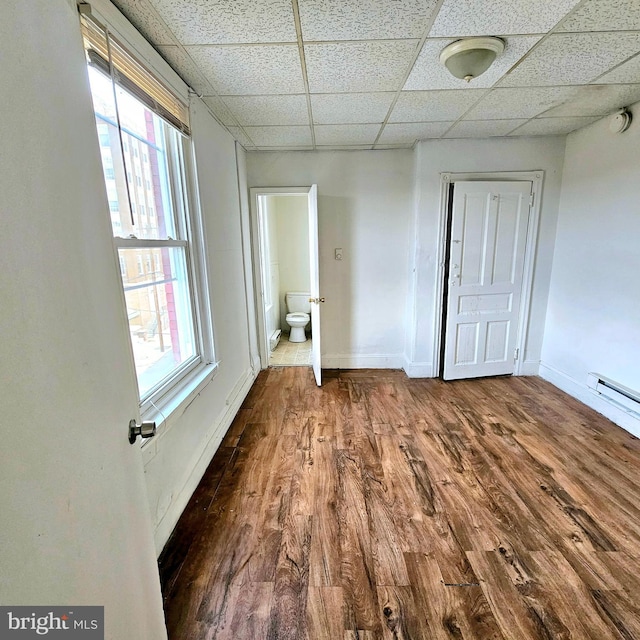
[129, 419, 156, 444]
[309, 297, 325, 303]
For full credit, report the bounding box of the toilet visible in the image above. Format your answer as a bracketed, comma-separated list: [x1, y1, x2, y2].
[285, 292, 311, 343]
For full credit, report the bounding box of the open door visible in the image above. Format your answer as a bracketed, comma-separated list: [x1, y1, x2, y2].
[442, 180, 532, 380]
[308, 184, 322, 386]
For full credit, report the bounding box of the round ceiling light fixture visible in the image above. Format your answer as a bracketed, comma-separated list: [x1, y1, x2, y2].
[440, 37, 505, 83]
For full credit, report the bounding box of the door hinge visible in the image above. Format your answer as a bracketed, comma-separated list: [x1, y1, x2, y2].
[514, 348, 520, 362]
[529, 193, 534, 207]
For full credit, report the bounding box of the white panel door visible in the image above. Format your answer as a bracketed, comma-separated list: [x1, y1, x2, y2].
[443, 181, 532, 380]
[308, 184, 322, 386]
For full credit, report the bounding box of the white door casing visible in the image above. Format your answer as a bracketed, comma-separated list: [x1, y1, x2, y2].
[443, 180, 532, 380]
[308, 184, 322, 386]
[250, 186, 321, 383]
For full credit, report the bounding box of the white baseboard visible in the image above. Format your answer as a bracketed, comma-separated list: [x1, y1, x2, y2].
[403, 358, 434, 378]
[401, 358, 536, 379]
[539, 362, 640, 438]
[153, 367, 257, 554]
[322, 353, 404, 369]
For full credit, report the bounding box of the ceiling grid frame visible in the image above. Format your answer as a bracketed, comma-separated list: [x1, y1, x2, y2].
[372, 0, 448, 148]
[437, 0, 624, 139]
[291, 0, 317, 148]
[109, 0, 640, 149]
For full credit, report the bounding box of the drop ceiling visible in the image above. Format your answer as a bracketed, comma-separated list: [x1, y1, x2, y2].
[111, 0, 640, 150]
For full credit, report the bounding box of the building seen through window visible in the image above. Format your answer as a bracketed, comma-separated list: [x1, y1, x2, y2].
[87, 65, 198, 400]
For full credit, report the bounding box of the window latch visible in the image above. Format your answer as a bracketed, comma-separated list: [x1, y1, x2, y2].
[128, 419, 156, 444]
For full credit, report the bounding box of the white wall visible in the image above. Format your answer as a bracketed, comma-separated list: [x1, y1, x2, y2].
[540, 103, 640, 435]
[273, 196, 311, 331]
[408, 137, 566, 376]
[142, 96, 256, 552]
[69, 0, 257, 554]
[247, 150, 414, 368]
[0, 1, 166, 637]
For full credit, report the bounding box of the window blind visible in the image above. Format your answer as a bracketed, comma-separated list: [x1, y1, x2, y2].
[80, 14, 191, 136]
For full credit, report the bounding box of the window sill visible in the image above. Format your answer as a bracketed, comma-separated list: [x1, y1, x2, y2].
[140, 361, 220, 448]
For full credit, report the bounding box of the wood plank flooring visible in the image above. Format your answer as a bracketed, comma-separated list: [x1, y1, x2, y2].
[159, 369, 640, 639]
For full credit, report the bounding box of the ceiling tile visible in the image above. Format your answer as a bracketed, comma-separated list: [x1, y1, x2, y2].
[157, 45, 215, 97]
[112, 0, 178, 46]
[378, 122, 452, 144]
[430, 0, 580, 37]
[314, 124, 381, 145]
[390, 90, 486, 122]
[304, 41, 419, 93]
[405, 36, 542, 91]
[187, 45, 304, 95]
[499, 32, 640, 87]
[221, 95, 309, 125]
[147, 0, 297, 44]
[510, 116, 599, 136]
[298, 0, 439, 41]
[597, 53, 640, 84]
[445, 119, 527, 138]
[310, 93, 395, 124]
[117, 0, 640, 148]
[202, 96, 237, 127]
[557, 0, 640, 32]
[542, 84, 640, 117]
[464, 87, 578, 119]
[243, 126, 313, 147]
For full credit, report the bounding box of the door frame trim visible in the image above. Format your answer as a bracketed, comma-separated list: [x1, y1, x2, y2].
[432, 171, 544, 378]
[249, 186, 313, 370]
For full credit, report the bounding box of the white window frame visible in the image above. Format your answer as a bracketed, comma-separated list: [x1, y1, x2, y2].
[81, 0, 217, 427]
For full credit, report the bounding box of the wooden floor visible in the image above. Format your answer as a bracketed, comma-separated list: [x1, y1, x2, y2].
[159, 368, 640, 639]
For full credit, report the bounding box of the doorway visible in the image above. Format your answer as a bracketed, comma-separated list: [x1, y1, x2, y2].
[250, 186, 322, 385]
[434, 172, 543, 380]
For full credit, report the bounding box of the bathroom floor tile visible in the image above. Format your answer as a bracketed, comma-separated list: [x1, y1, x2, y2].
[269, 332, 312, 366]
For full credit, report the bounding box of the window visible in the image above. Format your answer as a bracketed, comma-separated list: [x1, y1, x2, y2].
[82, 14, 213, 410]
[109, 200, 119, 212]
[105, 167, 115, 180]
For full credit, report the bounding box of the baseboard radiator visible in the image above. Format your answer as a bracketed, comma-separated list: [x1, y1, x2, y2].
[587, 373, 640, 418]
[269, 329, 282, 352]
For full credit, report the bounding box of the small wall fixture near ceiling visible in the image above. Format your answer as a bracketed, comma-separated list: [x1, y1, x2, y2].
[440, 37, 505, 83]
[609, 108, 632, 134]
